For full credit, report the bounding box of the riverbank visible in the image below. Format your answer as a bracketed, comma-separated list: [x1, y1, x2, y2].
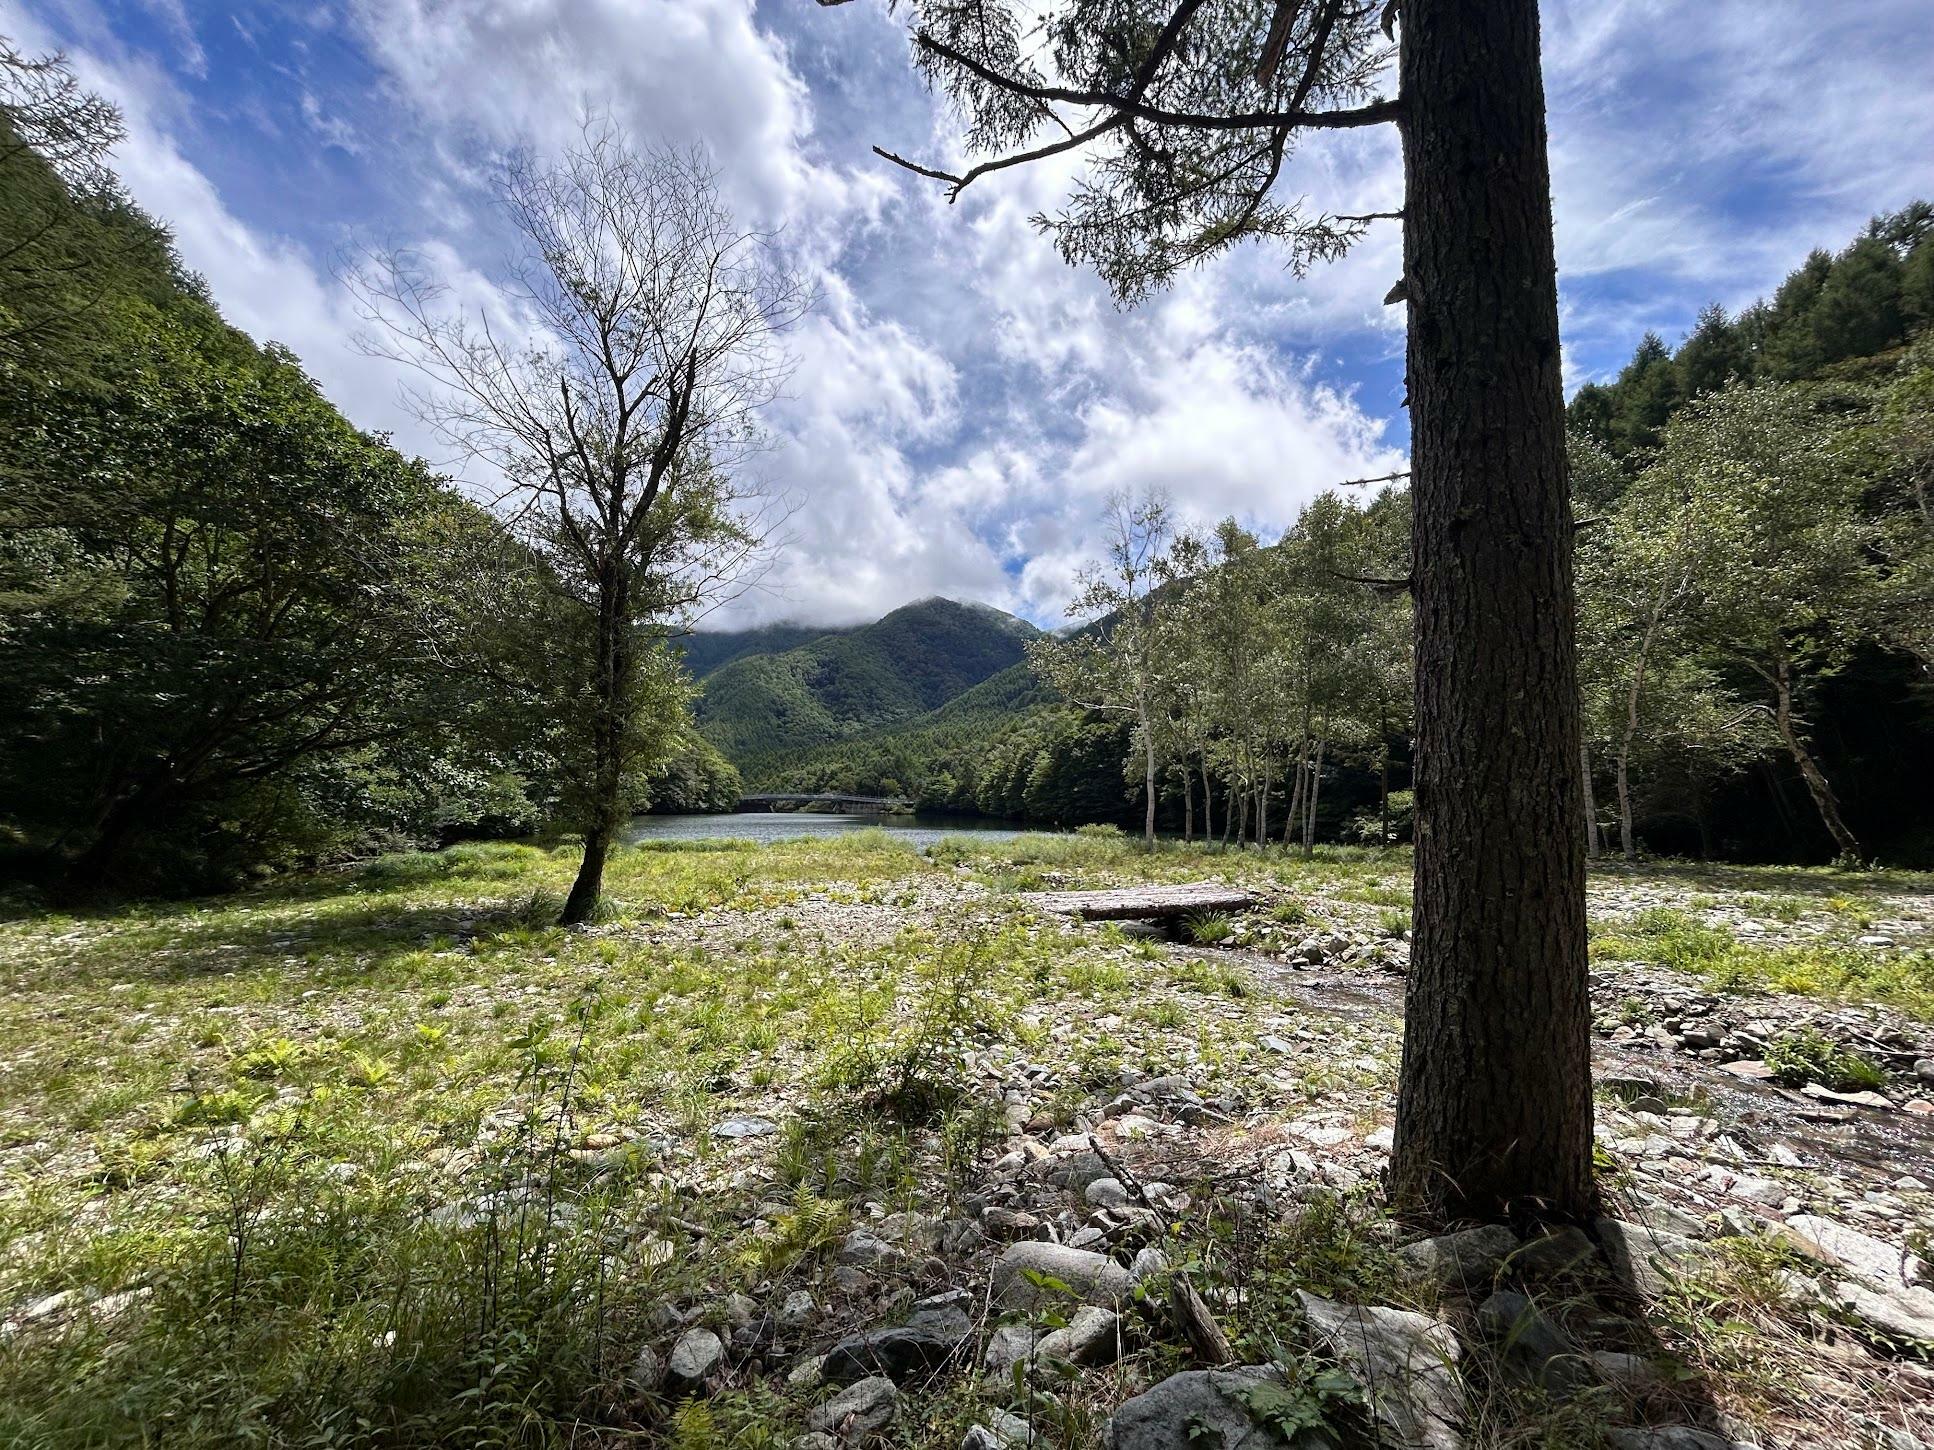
[1, 833, 1930, 1447]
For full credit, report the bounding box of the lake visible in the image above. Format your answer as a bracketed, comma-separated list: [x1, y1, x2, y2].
[620, 811, 1034, 849]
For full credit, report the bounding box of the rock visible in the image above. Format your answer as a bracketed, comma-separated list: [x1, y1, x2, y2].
[1035, 1305, 1121, 1366]
[1604, 1429, 1741, 1450]
[711, 1115, 779, 1139]
[805, 1375, 899, 1438]
[630, 1344, 667, 1394]
[723, 1291, 759, 1327]
[1591, 1350, 1667, 1396]
[982, 1324, 1038, 1376]
[838, 1231, 908, 1269]
[1038, 1151, 1111, 1192]
[822, 1292, 973, 1385]
[962, 1409, 1031, 1449]
[1780, 1214, 1925, 1291]
[787, 1354, 827, 1390]
[1595, 1219, 1707, 1299]
[1129, 1245, 1169, 1281]
[1085, 1177, 1132, 1211]
[796, 1436, 839, 1450]
[993, 1241, 1135, 1310]
[668, 1326, 723, 1385]
[779, 1290, 816, 1328]
[1825, 1277, 1934, 1342]
[1297, 1292, 1464, 1450]
[1477, 1290, 1590, 1397]
[1718, 1060, 1776, 1080]
[1400, 1223, 1520, 1291]
[1512, 1227, 1598, 1280]
[1103, 1366, 1321, 1450]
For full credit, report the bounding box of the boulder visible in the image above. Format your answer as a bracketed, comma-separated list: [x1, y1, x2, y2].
[1826, 1277, 1934, 1343]
[1103, 1365, 1325, 1450]
[805, 1375, 899, 1438]
[822, 1291, 973, 1385]
[1780, 1215, 1925, 1291]
[668, 1326, 723, 1385]
[1604, 1429, 1742, 1450]
[1297, 1292, 1464, 1450]
[1399, 1224, 1520, 1291]
[962, 1408, 1032, 1449]
[1595, 1219, 1707, 1299]
[982, 1324, 1038, 1376]
[1476, 1291, 1590, 1398]
[1035, 1305, 1121, 1367]
[1511, 1227, 1599, 1280]
[993, 1241, 1135, 1310]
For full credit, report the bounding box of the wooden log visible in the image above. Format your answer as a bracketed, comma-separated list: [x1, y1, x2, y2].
[1022, 883, 1256, 921]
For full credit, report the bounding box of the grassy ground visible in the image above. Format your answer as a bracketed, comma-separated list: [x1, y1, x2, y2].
[0, 832, 1928, 1447]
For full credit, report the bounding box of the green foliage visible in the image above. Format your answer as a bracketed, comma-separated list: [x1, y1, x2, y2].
[697, 598, 1037, 767]
[1762, 1028, 1888, 1092]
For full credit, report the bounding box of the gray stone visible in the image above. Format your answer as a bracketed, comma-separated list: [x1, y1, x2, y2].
[805, 1375, 899, 1438]
[1103, 1366, 1323, 1450]
[1604, 1429, 1740, 1450]
[993, 1241, 1135, 1310]
[982, 1323, 1038, 1376]
[630, 1344, 666, 1394]
[1511, 1227, 1599, 1280]
[1781, 1214, 1925, 1291]
[668, 1326, 723, 1384]
[1591, 1350, 1667, 1396]
[1085, 1176, 1132, 1211]
[838, 1231, 908, 1269]
[779, 1290, 817, 1328]
[1477, 1290, 1590, 1397]
[1129, 1244, 1169, 1282]
[1035, 1305, 1120, 1366]
[1400, 1223, 1521, 1291]
[711, 1115, 779, 1139]
[823, 1292, 973, 1385]
[1826, 1277, 1934, 1342]
[1038, 1151, 1113, 1192]
[1595, 1219, 1707, 1299]
[962, 1409, 1031, 1449]
[1297, 1291, 1463, 1449]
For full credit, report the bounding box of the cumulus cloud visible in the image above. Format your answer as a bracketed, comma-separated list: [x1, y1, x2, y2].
[13, 0, 1934, 627]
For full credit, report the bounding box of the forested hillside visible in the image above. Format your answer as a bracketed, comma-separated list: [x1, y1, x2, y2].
[749, 205, 1934, 863]
[692, 596, 1038, 773]
[0, 64, 740, 890]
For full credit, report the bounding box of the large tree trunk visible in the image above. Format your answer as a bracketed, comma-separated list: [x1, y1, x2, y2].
[1390, 0, 1594, 1224]
[1770, 649, 1861, 859]
[1200, 756, 1214, 842]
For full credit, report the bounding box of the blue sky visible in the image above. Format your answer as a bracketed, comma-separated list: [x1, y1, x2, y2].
[12, 0, 1934, 626]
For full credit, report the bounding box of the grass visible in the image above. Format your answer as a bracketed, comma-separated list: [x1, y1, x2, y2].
[0, 832, 1310, 1447]
[1590, 905, 1934, 1020]
[0, 832, 1927, 1446]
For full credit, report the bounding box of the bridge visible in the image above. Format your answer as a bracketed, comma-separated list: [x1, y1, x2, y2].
[736, 793, 909, 815]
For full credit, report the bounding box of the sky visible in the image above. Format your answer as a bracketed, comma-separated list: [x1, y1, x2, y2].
[10, 0, 1934, 629]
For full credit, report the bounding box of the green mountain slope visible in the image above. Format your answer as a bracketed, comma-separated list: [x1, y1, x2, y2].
[694, 598, 1039, 773]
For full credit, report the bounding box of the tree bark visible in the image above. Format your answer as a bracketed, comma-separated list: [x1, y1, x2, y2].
[1580, 738, 1600, 859]
[1140, 706, 1158, 849]
[1614, 747, 1636, 861]
[1183, 767, 1194, 841]
[1200, 756, 1214, 842]
[1391, 0, 1594, 1224]
[1770, 649, 1861, 859]
[561, 562, 631, 926]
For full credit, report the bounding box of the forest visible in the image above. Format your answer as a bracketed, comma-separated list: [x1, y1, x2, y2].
[753, 205, 1934, 867]
[4, 9, 1934, 1450]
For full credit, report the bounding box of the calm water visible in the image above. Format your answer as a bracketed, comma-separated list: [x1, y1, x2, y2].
[620, 811, 1032, 850]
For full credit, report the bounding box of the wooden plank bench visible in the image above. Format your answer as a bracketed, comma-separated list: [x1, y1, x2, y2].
[1023, 882, 1257, 922]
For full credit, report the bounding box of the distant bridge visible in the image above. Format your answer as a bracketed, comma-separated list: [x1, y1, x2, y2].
[736, 793, 909, 815]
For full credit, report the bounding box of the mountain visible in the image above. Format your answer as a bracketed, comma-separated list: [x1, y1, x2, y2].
[692, 598, 1040, 775]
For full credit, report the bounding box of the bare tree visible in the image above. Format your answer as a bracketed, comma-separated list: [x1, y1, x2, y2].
[351, 120, 809, 924]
